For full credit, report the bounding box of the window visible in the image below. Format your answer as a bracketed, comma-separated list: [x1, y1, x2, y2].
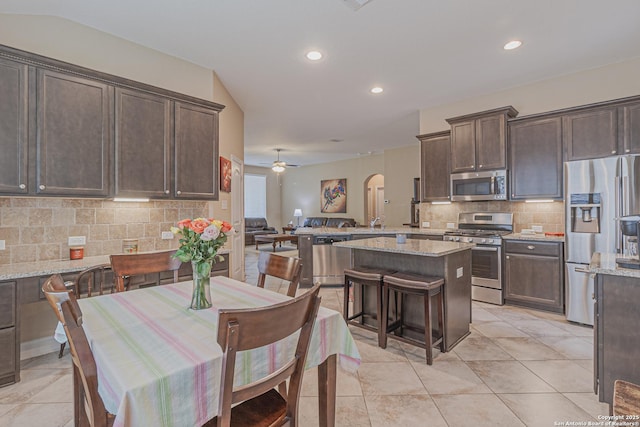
[244, 174, 267, 218]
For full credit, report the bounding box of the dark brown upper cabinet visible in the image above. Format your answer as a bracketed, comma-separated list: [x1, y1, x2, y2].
[174, 102, 219, 200]
[620, 100, 640, 155]
[0, 43, 224, 200]
[36, 69, 112, 197]
[0, 58, 28, 195]
[115, 88, 172, 198]
[417, 130, 451, 202]
[563, 106, 618, 161]
[509, 116, 563, 200]
[446, 106, 518, 173]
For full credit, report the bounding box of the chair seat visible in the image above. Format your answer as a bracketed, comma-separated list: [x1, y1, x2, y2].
[383, 272, 444, 293]
[344, 267, 394, 282]
[205, 389, 287, 427]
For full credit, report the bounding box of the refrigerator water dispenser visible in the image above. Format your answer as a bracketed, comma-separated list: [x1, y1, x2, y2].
[570, 193, 601, 233]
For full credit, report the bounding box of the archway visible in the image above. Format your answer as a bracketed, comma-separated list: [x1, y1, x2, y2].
[363, 174, 384, 226]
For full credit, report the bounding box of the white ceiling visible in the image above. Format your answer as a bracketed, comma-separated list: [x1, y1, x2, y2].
[2, 0, 640, 168]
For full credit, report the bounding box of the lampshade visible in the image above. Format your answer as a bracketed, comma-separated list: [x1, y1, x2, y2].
[293, 209, 302, 217]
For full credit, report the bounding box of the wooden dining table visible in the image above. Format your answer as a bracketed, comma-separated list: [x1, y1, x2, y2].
[76, 276, 361, 427]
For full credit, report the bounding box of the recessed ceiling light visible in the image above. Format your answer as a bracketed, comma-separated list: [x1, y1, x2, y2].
[503, 40, 522, 50]
[306, 51, 322, 61]
[370, 86, 383, 94]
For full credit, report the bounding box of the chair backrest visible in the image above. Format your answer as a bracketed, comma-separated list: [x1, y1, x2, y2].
[42, 274, 114, 427]
[110, 250, 182, 292]
[72, 264, 113, 298]
[216, 283, 321, 427]
[257, 252, 302, 297]
[614, 379, 640, 416]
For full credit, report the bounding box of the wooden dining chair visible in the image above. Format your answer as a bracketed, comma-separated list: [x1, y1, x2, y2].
[613, 379, 640, 416]
[110, 249, 182, 292]
[257, 252, 302, 297]
[58, 264, 113, 358]
[42, 274, 115, 427]
[205, 283, 321, 427]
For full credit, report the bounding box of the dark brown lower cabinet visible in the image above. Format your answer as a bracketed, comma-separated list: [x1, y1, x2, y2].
[298, 235, 313, 287]
[595, 273, 640, 405]
[504, 240, 564, 313]
[0, 280, 18, 387]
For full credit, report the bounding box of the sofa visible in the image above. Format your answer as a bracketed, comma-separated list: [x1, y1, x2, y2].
[244, 217, 278, 245]
[302, 217, 357, 228]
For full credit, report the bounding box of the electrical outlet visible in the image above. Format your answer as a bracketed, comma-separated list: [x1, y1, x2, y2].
[456, 267, 464, 278]
[422, 221, 430, 228]
[384, 199, 390, 204]
[531, 225, 543, 233]
[0, 240, 5, 250]
[68, 236, 86, 246]
[447, 222, 455, 229]
[161, 231, 174, 240]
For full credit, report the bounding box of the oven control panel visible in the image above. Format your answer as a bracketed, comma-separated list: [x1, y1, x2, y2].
[443, 235, 501, 246]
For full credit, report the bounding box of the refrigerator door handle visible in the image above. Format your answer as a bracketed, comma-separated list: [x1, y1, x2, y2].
[616, 175, 622, 253]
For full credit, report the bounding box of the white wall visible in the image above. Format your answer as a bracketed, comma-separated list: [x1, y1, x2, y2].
[419, 57, 640, 134]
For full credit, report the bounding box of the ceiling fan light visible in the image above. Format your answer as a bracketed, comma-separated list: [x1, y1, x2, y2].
[272, 164, 285, 173]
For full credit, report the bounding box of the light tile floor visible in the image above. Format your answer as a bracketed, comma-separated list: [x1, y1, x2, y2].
[0, 247, 610, 427]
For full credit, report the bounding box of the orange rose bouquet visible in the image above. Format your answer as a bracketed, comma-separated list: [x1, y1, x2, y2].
[171, 218, 233, 309]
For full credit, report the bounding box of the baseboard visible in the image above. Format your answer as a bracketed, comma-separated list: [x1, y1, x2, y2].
[20, 337, 59, 360]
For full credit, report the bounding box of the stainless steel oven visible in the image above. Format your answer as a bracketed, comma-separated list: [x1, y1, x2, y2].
[444, 212, 513, 305]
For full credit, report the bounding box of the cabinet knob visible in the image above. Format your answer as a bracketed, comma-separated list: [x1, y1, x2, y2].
[19, 184, 26, 189]
[506, 255, 509, 259]
[611, 150, 617, 154]
[39, 184, 46, 190]
[626, 149, 631, 153]
[479, 164, 483, 168]
[527, 245, 535, 250]
[176, 190, 182, 195]
[165, 190, 170, 194]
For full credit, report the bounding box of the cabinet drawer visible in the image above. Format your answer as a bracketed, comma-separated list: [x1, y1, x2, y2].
[505, 240, 561, 257]
[0, 327, 16, 379]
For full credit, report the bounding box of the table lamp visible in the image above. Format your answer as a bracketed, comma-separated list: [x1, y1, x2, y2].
[294, 209, 303, 227]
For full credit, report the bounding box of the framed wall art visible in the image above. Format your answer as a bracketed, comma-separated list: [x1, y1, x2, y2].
[220, 156, 231, 192]
[321, 178, 347, 213]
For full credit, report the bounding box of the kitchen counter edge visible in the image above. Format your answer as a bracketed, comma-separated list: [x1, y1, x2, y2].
[588, 252, 640, 278]
[333, 236, 474, 257]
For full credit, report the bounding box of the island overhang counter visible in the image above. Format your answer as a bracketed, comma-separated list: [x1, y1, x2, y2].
[333, 237, 474, 352]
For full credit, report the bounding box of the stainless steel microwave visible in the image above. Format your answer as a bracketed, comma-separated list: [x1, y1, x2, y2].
[450, 170, 507, 201]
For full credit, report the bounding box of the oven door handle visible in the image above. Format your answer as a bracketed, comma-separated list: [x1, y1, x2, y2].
[471, 246, 499, 252]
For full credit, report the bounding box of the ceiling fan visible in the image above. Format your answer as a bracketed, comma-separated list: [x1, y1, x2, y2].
[267, 148, 299, 172]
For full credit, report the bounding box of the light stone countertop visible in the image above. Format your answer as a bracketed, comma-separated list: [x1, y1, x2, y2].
[0, 249, 230, 281]
[588, 252, 640, 278]
[503, 233, 565, 242]
[294, 227, 447, 236]
[332, 236, 474, 257]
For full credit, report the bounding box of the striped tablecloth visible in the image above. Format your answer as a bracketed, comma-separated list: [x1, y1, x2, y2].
[78, 277, 361, 427]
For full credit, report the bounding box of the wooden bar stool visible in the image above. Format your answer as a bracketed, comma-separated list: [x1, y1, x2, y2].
[381, 272, 445, 365]
[343, 267, 395, 347]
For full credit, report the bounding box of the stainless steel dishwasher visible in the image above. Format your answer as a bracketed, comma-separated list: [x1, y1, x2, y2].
[312, 235, 352, 285]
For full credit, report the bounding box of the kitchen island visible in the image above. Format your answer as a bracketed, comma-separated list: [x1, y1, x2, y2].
[334, 237, 474, 351]
[588, 252, 640, 406]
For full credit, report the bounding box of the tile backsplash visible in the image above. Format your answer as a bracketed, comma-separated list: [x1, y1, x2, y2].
[0, 197, 210, 265]
[420, 200, 565, 232]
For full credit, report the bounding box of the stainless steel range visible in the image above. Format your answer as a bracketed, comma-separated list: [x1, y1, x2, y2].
[443, 212, 513, 305]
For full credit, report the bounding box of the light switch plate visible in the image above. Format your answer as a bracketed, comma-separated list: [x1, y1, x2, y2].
[447, 222, 455, 229]
[221, 200, 228, 210]
[68, 236, 86, 246]
[531, 225, 543, 233]
[0, 240, 5, 250]
[161, 231, 174, 240]
[456, 267, 464, 278]
[422, 221, 430, 228]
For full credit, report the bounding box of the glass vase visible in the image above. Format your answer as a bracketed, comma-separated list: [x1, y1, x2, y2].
[190, 260, 213, 310]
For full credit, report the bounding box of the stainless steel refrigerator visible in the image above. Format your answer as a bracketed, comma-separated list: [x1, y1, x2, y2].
[565, 155, 640, 325]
